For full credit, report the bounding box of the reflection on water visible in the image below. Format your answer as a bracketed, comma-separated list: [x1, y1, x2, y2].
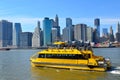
[0, 48, 120, 80]
[31, 67, 107, 80]
[0, 49, 39, 80]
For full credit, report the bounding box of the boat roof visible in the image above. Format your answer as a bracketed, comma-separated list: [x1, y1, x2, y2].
[38, 48, 92, 54]
[53, 41, 66, 45]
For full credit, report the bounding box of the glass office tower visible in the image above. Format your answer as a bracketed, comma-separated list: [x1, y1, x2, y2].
[0, 20, 13, 47]
[13, 23, 22, 47]
[43, 17, 52, 46]
[94, 18, 100, 38]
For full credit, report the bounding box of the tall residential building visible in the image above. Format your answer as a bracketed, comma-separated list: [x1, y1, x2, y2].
[102, 28, 108, 37]
[66, 18, 72, 27]
[109, 26, 115, 42]
[43, 17, 52, 46]
[20, 32, 32, 48]
[32, 21, 43, 47]
[13, 23, 22, 48]
[0, 20, 13, 47]
[52, 28, 57, 43]
[87, 27, 93, 42]
[74, 24, 87, 42]
[94, 18, 100, 38]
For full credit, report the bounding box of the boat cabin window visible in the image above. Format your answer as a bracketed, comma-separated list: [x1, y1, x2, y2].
[80, 54, 90, 59]
[38, 54, 90, 59]
[38, 54, 45, 58]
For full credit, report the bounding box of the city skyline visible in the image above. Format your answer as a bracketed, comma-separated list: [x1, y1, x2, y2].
[0, 17, 120, 48]
[0, 0, 120, 33]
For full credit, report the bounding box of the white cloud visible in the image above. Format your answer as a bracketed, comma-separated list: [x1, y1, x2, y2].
[101, 18, 120, 24]
[0, 16, 42, 25]
[0, 16, 43, 32]
[70, 18, 120, 25]
[0, 16, 119, 32]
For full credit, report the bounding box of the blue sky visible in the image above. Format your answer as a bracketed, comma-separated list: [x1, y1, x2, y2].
[0, 0, 120, 35]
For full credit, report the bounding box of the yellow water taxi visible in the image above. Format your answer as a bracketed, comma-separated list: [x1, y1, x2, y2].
[30, 42, 111, 71]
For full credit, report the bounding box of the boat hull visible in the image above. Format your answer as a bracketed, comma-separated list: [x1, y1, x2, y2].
[31, 62, 107, 72]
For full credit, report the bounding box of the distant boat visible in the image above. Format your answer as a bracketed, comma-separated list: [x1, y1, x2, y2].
[0, 48, 10, 51]
[92, 43, 116, 48]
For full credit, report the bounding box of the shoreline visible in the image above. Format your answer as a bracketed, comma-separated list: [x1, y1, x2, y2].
[0, 47, 120, 51]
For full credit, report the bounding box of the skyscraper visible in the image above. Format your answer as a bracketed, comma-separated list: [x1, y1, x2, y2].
[109, 26, 115, 42]
[52, 15, 60, 40]
[66, 18, 72, 27]
[52, 28, 57, 43]
[13, 23, 22, 48]
[117, 22, 120, 33]
[94, 18, 100, 38]
[62, 18, 74, 42]
[102, 28, 108, 37]
[116, 33, 120, 42]
[43, 17, 52, 46]
[55, 14, 59, 26]
[62, 26, 74, 42]
[116, 22, 120, 42]
[0, 20, 13, 47]
[74, 24, 87, 42]
[87, 27, 93, 42]
[32, 21, 42, 47]
[51, 19, 55, 27]
[62, 27, 70, 42]
[20, 32, 32, 48]
[93, 28, 98, 43]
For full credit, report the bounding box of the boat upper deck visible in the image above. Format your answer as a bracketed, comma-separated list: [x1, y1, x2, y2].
[38, 48, 93, 55]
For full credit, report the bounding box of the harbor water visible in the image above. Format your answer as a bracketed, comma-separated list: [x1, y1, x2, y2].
[0, 48, 120, 80]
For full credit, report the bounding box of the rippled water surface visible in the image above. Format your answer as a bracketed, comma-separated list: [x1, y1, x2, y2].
[0, 48, 120, 80]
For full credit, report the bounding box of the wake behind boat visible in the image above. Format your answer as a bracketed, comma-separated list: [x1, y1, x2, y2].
[30, 41, 111, 72]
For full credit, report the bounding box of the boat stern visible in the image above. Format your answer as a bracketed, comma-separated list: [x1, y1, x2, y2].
[105, 57, 111, 70]
[96, 57, 111, 71]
